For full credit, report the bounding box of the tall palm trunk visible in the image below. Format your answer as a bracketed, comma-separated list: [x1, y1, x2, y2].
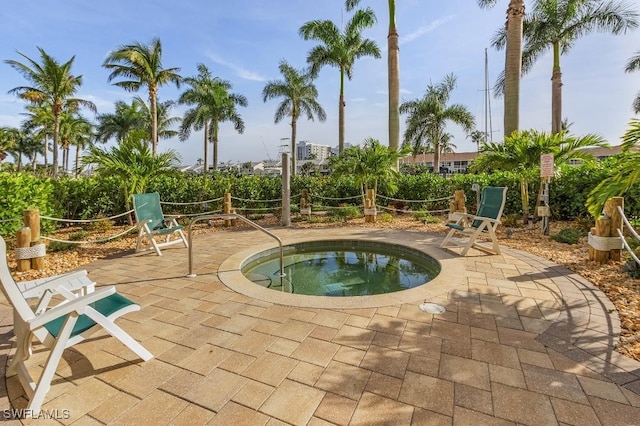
[291, 113, 298, 175]
[212, 122, 219, 171]
[75, 145, 80, 178]
[43, 135, 49, 167]
[203, 123, 209, 175]
[52, 109, 60, 178]
[433, 129, 441, 173]
[520, 178, 530, 222]
[149, 86, 158, 156]
[504, 0, 524, 138]
[338, 66, 346, 153]
[388, 0, 400, 161]
[551, 42, 563, 134]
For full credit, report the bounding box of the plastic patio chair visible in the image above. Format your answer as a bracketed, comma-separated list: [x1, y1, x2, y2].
[440, 186, 508, 256]
[0, 236, 153, 413]
[133, 192, 188, 256]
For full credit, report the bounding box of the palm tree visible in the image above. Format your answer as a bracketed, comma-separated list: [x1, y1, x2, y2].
[179, 69, 247, 171]
[0, 127, 17, 164]
[587, 119, 640, 216]
[58, 112, 93, 176]
[625, 50, 640, 114]
[179, 63, 215, 174]
[5, 47, 96, 177]
[262, 60, 327, 175]
[299, 5, 381, 153]
[399, 74, 475, 172]
[468, 129, 488, 152]
[22, 104, 54, 168]
[473, 129, 608, 222]
[133, 97, 181, 142]
[330, 137, 409, 204]
[95, 100, 147, 144]
[102, 38, 182, 156]
[478, 0, 525, 138]
[178, 64, 247, 172]
[346, 0, 400, 155]
[502, 0, 638, 134]
[82, 135, 181, 212]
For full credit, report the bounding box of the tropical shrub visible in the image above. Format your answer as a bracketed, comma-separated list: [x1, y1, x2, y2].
[0, 172, 55, 237]
[551, 228, 582, 244]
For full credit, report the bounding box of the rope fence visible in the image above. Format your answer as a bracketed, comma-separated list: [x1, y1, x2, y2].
[618, 205, 640, 267]
[41, 209, 134, 223]
[160, 197, 224, 206]
[41, 225, 139, 244]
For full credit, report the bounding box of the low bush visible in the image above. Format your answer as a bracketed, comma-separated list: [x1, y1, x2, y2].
[378, 212, 393, 223]
[551, 228, 582, 244]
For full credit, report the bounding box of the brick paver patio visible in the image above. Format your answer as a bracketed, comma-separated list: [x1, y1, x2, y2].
[1, 226, 639, 425]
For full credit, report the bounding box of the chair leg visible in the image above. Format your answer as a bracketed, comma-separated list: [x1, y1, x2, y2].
[487, 226, 501, 255]
[178, 229, 189, 248]
[150, 237, 162, 256]
[27, 315, 77, 413]
[135, 229, 144, 253]
[460, 227, 484, 256]
[440, 228, 456, 249]
[90, 309, 153, 361]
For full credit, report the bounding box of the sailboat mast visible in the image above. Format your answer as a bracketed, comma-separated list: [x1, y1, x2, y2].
[484, 48, 489, 144]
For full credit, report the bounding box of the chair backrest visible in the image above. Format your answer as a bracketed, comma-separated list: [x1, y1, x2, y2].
[133, 192, 165, 230]
[0, 237, 38, 323]
[472, 187, 508, 228]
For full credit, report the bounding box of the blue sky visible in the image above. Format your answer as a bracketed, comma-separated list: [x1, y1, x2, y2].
[1, 0, 639, 166]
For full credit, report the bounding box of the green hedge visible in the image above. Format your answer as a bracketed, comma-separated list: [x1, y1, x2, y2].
[0, 172, 56, 236]
[2, 160, 639, 237]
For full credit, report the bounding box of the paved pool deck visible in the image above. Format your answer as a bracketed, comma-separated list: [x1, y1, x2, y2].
[1, 226, 640, 425]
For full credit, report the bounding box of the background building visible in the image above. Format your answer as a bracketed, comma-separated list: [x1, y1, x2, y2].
[297, 140, 332, 161]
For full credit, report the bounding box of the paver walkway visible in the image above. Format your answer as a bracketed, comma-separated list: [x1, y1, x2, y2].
[1, 227, 640, 425]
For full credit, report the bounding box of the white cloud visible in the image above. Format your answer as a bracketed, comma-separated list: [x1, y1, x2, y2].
[400, 15, 455, 45]
[206, 52, 267, 82]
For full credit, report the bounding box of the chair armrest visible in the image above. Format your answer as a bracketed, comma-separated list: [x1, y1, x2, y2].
[20, 270, 93, 299]
[28, 286, 117, 330]
[471, 215, 501, 224]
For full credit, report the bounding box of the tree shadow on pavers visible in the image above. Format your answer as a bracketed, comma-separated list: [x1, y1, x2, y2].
[515, 268, 640, 392]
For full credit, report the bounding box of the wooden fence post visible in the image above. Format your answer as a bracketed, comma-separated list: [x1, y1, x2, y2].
[300, 189, 311, 216]
[24, 208, 45, 270]
[605, 197, 624, 261]
[16, 227, 32, 272]
[224, 192, 233, 227]
[364, 189, 376, 223]
[588, 196, 624, 264]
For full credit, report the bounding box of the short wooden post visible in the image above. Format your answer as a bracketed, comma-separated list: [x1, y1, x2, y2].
[454, 190, 467, 213]
[448, 190, 467, 224]
[223, 192, 233, 227]
[300, 189, 311, 216]
[16, 227, 32, 272]
[24, 208, 45, 270]
[364, 189, 376, 223]
[589, 220, 611, 263]
[605, 197, 624, 261]
[588, 196, 625, 263]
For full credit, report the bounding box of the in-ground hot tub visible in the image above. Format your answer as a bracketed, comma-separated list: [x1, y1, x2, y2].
[241, 239, 440, 297]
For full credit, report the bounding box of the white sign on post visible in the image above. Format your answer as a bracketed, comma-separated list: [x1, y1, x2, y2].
[540, 154, 554, 178]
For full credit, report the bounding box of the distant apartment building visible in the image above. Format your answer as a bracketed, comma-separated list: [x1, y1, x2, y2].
[297, 140, 332, 161]
[400, 145, 623, 173]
